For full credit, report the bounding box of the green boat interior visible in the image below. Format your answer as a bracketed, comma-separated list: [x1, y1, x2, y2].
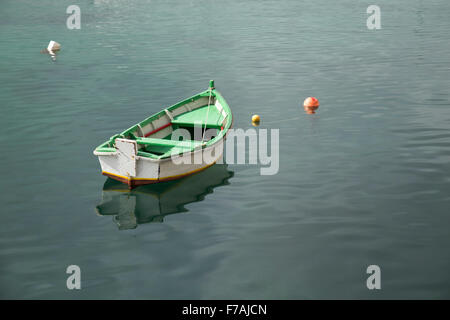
[94, 86, 231, 160]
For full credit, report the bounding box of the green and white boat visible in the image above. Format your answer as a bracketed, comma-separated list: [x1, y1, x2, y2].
[93, 81, 232, 188]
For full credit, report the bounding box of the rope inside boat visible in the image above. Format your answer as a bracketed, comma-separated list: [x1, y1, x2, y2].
[201, 88, 212, 144]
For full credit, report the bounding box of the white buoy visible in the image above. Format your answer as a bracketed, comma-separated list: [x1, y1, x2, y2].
[46, 40, 61, 54]
[41, 40, 61, 61]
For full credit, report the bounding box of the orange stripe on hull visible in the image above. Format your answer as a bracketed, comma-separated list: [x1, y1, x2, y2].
[102, 162, 217, 189]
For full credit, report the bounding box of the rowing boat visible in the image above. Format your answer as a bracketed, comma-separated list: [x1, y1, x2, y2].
[93, 80, 232, 188]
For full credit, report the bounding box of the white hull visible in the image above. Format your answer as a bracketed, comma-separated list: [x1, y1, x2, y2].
[95, 138, 224, 188]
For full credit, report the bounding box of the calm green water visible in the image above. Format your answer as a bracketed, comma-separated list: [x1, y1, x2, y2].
[1, 0, 450, 299]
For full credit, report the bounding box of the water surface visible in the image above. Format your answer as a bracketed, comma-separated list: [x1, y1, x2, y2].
[1, 0, 450, 299]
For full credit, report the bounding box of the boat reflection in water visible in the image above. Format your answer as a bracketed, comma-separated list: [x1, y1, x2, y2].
[95, 164, 234, 230]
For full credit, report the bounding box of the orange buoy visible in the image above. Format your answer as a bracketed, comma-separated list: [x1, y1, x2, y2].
[303, 97, 319, 108]
[303, 97, 319, 114]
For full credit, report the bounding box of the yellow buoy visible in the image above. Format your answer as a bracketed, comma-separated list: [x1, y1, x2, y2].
[252, 114, 260, 123]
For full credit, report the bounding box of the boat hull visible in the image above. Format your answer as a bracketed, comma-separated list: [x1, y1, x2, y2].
[97, 138, 224, 189]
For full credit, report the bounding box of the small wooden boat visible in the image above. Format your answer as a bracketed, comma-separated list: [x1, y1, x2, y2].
[93, 81, 232, 188]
